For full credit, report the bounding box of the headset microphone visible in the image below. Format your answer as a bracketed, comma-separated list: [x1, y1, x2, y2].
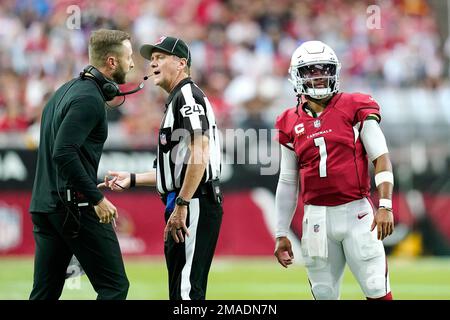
[116, 78, 147, 96]
[80, 65, 149, 101]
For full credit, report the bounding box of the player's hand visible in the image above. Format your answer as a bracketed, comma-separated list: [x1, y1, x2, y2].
[371, 208, 394, 240]
[274, 236, 294, 268]
[97, 171, 130, 192]
[94, 196, 118, 224]
[164, 205, 190, 243]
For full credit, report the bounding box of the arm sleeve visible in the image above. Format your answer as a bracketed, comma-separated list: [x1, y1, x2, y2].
[360, 119, 389, 162]
[52, 96, 104, 204]
[275, 146, 299, 238]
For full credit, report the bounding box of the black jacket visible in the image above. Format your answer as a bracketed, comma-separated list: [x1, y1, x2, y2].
[30, 77, 107, 213]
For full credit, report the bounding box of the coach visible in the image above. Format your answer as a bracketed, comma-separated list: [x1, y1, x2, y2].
[28, 29, 134, 300]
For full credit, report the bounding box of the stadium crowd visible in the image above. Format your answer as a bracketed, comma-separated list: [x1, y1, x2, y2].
[0, 0, 446, 148]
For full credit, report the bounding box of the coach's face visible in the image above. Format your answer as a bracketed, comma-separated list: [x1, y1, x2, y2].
[112, 39, 134, 84]
[149, 50, 184, 93]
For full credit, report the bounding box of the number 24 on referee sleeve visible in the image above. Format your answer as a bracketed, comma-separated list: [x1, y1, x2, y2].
[180, 104, 205, 117]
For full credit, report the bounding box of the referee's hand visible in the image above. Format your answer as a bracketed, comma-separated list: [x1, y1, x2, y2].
[164, 205, 190, 243]
[97, 171, 130, 192]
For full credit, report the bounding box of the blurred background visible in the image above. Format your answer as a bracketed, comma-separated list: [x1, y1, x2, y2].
[0, 0, 449, 299]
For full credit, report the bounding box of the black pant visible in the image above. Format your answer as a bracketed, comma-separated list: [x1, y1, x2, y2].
[164, 194, 223, 300]
[30, 206, 129, 300]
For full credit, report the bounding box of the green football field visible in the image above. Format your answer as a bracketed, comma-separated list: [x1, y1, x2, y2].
[0, 256, 449, 300]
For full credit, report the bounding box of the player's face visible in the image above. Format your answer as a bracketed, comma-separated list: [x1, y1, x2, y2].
[112, 40, 134, 84]
[299, 64, 336, 88]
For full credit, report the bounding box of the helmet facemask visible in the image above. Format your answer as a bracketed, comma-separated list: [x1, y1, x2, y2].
[289, 62, 341, 99]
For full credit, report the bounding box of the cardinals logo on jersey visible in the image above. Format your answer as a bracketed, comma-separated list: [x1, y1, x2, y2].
[314, 119, 321, 128]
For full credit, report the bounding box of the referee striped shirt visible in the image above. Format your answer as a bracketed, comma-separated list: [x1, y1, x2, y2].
[156, 77, 221, 195]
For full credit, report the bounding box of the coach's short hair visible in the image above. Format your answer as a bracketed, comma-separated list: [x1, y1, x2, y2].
[88, 29, 131, 67]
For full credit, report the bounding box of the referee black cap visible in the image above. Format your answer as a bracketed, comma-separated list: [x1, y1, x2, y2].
[140, 36, 191, 67]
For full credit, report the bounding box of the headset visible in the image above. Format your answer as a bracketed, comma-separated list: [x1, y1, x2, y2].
[80, 65, 147, 101]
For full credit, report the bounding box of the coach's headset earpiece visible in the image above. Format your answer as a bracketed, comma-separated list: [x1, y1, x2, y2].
[80, 65, 119, 101]
[80, 65, 147, 101]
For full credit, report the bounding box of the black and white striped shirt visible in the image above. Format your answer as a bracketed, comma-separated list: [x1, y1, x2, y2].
[156, 77, 221, 195]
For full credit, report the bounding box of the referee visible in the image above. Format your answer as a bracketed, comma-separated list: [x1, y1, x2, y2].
[99, 36, 223, 300]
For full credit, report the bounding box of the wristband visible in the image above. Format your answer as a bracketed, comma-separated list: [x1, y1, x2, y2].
[379, 198, 392, 210]
[130, 173, 136, 188]
[374, 171, 394, 187]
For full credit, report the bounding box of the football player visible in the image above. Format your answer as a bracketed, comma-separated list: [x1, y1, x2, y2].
[274, 41, 394, 300]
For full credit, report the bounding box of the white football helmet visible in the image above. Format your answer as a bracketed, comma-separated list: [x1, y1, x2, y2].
[289, 41, 341, 99]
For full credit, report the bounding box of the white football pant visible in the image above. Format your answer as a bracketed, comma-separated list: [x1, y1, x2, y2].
[301, 197, 391, 300]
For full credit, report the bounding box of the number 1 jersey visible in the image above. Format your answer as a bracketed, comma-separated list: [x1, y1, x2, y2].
[275, 93, 381, 206]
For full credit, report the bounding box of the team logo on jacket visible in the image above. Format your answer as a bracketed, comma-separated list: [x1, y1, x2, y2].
[160, 133, 167, 145]
[314, 119, 321, 128]
[294, 123, 305, 135]
[313, 224, 320, 233]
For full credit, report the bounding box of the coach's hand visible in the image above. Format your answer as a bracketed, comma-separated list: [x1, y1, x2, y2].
[274, 236, 294, 268]
[164, 205, 190, 243]
[94, 196, 118, 224]
[371, 208, 394, 240]
[97, 171, 130, 192]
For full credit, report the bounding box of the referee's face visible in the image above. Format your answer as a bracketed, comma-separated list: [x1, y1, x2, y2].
[149, 51, 184, 93]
